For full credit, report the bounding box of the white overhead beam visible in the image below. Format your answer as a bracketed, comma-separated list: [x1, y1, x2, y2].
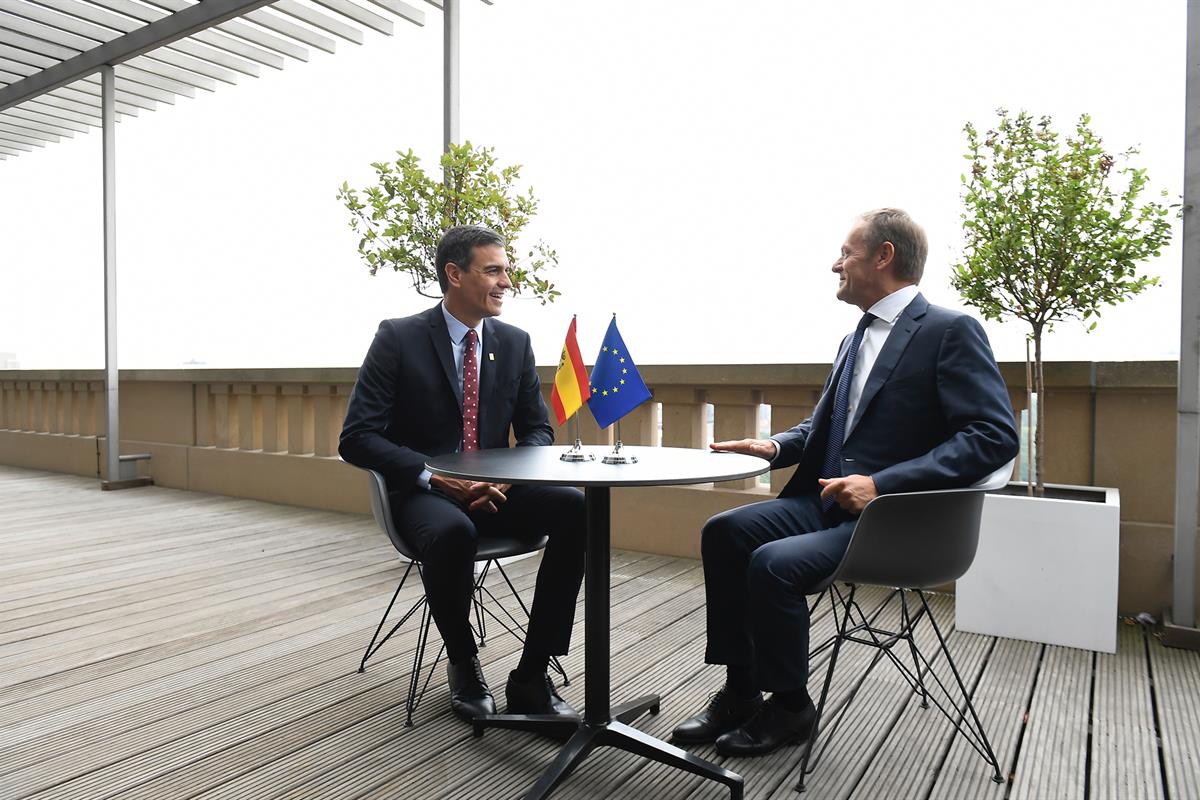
[0, 0, 275, 111]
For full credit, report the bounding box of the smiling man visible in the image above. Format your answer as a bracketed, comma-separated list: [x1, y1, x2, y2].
[670, 208, 1018, 756]
[340, 225, 585, 724]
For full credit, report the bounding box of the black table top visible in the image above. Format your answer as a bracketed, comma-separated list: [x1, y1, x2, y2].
[426, 445, 769, 488]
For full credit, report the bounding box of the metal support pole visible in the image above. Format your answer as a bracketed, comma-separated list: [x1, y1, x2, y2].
[1167, 0, 1200, 642]
[443, 0, 459, 152]
[584, 485, 611, 725]
[101, 63, 120, 486]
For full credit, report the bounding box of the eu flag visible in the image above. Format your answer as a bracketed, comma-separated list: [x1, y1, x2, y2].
[587, 317, 652, 429]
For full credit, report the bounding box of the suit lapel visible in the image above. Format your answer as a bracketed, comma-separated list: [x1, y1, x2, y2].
[852, 293, 927, 428]
[479, 319, 501, 442]
[427, 305, 462, 408]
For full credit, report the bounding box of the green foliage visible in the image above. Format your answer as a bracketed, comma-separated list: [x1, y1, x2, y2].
[337, 141, 560, 303]
[953, 109, 1176, 492]
[953, 109, 1173, 337]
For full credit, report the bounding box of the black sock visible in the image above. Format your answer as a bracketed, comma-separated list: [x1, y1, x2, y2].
[773, 688, 812, 712]
[514, 649, 549, 682]
[725, 665, 757, 697]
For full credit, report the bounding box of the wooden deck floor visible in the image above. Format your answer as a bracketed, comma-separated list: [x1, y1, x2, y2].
[2, 464, 1198, 800]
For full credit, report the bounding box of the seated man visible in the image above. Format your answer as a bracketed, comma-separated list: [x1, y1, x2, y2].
[672, 208, 1019, 756]
[340, 225, 585, 722]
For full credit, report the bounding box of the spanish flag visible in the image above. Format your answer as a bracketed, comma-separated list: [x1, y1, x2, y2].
[550, 316, 591, 425]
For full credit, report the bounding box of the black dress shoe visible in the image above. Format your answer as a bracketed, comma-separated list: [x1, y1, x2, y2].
[671, 687, 764, 744]
[505, 671, 577, 716]
[714, 697, 817, 756]
[447, 656, 496, 721]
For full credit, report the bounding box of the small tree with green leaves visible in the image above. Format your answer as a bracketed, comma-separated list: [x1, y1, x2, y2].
[337, 141, 559, 303]
[953, 109, 1174, 495]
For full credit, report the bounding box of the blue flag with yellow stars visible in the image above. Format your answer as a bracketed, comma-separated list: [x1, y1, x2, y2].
[587, 316, 652, 429]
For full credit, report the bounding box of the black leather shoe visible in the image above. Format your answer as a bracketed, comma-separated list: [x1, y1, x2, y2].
[671, 687, 764, 744]
[447, 656, 495, 721]
[506, 671, 577, 716]
[714, 697, 817, 756]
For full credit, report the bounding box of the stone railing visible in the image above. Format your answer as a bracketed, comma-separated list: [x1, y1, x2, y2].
[0, 361, 1186, 616]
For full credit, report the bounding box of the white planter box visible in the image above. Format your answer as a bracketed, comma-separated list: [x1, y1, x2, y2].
[955, 483, 1120, 654]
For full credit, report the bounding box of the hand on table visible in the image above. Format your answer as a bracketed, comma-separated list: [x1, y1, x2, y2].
[817, 474, 877, 515]
[431, 475, 511, 514]
[709, 438, 778, 460]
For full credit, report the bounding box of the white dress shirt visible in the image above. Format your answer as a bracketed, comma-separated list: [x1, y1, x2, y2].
[843, 284, 919, 440]
[769, 284, 920, 459]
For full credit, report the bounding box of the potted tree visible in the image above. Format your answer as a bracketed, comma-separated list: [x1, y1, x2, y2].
[337, 141, 559, 302]
[951, 109, 1175, 653]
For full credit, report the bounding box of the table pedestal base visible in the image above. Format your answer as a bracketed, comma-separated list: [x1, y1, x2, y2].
[473, 695, 744, 800]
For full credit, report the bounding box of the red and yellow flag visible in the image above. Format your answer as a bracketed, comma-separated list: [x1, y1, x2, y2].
[550, 317, 591, 425]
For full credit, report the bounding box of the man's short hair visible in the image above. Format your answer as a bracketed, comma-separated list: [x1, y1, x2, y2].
[858, 208, 928, 283]
[435, 225, 506, 293]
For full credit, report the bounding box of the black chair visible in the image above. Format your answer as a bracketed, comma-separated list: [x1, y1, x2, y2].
[356, 468, 567, 726]
[796, 486, 1005, 792]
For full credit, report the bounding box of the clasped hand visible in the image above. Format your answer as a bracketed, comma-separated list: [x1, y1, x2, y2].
[710, 438, 877, 514]
[430, 475, 511, 514]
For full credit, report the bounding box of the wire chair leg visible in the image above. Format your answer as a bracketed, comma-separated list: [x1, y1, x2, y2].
[406, 599, 434, 727]
[917, 591, 1004, 784]
[474, 560, 491, 647]
[797, 583, 856, 793]
[359, 561, 414, 673]
[901, 590, 930, 709]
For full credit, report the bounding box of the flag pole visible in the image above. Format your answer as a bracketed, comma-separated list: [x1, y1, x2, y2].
[602, 419, 637, 464]
[561, 412, 593, 462]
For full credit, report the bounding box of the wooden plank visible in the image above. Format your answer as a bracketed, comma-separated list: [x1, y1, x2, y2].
[1091, 623, 1164, 800]
[1010, 645, 1091, 800]
[1147, 628, 1200, 800]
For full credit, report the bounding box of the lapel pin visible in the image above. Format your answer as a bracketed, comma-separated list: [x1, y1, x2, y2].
[488, 353, 495, 361]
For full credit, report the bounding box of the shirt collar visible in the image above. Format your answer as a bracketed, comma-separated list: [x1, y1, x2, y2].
[440, 303, 484, 349]
[867, 284, 920, 325]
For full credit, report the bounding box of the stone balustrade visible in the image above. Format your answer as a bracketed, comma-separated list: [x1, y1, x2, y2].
[0, 361, 1188, 617]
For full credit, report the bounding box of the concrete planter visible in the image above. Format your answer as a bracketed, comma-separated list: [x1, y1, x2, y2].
[955, 483, 1120, 653]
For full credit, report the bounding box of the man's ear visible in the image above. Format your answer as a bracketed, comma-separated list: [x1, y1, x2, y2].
[444, 262, 463, 288]
[875, 241, 895, 271]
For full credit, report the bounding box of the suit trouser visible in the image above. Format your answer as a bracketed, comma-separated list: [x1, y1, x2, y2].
[391, 484, 586, 665]
[701, 493, 856, 693]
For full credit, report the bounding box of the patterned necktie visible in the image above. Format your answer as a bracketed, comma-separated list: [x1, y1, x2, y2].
[462, 328, 480, 452]
[820, 312, 875, 509]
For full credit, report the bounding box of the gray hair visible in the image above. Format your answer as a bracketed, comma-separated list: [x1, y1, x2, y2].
[858, 208, 928, 283]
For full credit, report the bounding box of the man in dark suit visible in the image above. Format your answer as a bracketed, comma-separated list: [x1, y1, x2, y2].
[340, 225, 585, 723]
[671, 208, 1019, 756]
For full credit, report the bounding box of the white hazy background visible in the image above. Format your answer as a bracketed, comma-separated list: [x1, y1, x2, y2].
[0, 0, 1186, 369]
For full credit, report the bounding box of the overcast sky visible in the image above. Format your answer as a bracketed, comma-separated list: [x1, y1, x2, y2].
[0, 0, 1186, 369]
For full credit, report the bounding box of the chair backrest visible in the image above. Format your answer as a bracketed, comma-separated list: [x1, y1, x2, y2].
[972, 457, 1017, 491]
[827, 487, 988, 590]
[364, 468, 419, 561]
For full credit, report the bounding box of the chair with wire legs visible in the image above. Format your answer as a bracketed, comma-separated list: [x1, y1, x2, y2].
[794, 486, 1006, 793]
[355, 468, 567, 726]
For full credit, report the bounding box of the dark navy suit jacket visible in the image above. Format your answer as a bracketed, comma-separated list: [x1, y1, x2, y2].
[776, 293, 1018, 498]
[339, 304, 554, 505]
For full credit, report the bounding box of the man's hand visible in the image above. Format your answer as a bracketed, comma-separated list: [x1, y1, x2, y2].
[710, 438, 778, 460]
[817, 474, 877, 514]
[430, 475, 510, 514]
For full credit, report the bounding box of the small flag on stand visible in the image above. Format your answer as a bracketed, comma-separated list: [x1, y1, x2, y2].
[587, 316, 651, 429]
[550, 316, 591, 425]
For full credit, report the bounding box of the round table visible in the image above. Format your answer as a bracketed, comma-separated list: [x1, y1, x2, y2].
[427, 445, 769, 800]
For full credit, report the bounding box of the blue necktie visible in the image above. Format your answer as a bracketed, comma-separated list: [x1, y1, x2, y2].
[820, 312, 875, 509]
